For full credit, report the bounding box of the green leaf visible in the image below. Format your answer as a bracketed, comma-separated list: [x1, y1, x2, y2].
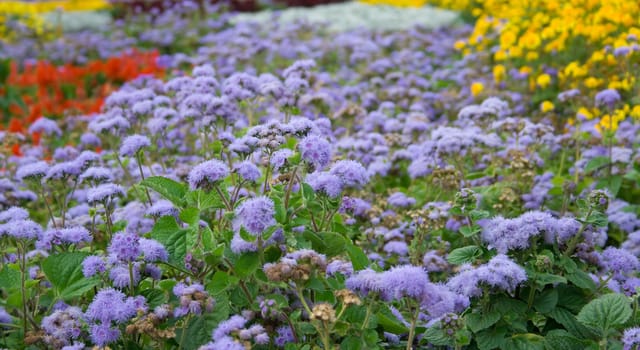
[140, 289, 166, 308]
[584, 156, 610, 173]
[150, 216, 187, 265]
[535, 273, 567, 286]
[475, 327, 507, 350]
[340, 336, 363, 350]
[42, 252, 99, 300]
[376, 305, 409, 334]
[179, 207, 200, 226]
[140, 176, 187, 207]
[566, 269, 597, 291]
[185, 189, 227, 210]
[174, 315, 214, 350]
[595, 175, 622, 196]
[467, 310, 500, 333]
[548, 307, 598, 340]
[235, 253, 260, 278]
[345, 244, 369, 271]
[447, 245, 482, 265]
[303, 230, 346, 256]
[544, 330, 586, 350]
[470, 210, 491, 221]
[423, 326, 454, 346]
[577, 293, 632, 333]
[533, 289, 558, 314]
[503, 333, 545, 350]
[459, 225, 480, 237]
[0, 265, 20, 290]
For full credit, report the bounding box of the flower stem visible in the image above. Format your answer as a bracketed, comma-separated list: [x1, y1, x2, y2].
[406, 306, 421, 350]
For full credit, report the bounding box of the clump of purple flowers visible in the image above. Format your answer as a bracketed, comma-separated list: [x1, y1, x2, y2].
[84, 288, 146, 346]
[447, 254, 527, 298]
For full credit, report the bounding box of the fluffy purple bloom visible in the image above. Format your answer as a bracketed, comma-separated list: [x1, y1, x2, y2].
[89, 323, 120, 346]
[108, 231, 141, 262]
[601, 247, 640, 275]
[87, 183, 125, 204]
[298, 135, 332, 170]
[271, 149, 294, 170]
[623, 327, 640, 350]
[423, 250, 448, 272]
[80, 132, 101, 147]
[378, 265, 430, 301]
[326, 259, 354, 277]
[212, 315, 247, 339]
[0, 219, 42, 240]
[275, 325, 295, 347]
[201, 337, 245, 350]
[80, 167, 114, 183]
[188, 159, 229, 190]
[233, 161, 261, 182]
[329, 160, 369, 188]
[233, 196, 276, 236]
[306, 171, 343, 198]
[594, 88, 621, 109]
[0, 207, 30, 223]
[37, 227, 92, 249]
[45, 161, 82, 180]
[109, 264, 140, 288]
[82, 256, 107, 277]
[41, 306, 84, 345]
[120, 134, 151, 157]
[482, 211, 554, 253]
[447, 254, 527, 298]
[29, 117, 62, 136]
[383, 241, 409, 256]
[139, 238, 168, 262]
[387, 192, 416, 208]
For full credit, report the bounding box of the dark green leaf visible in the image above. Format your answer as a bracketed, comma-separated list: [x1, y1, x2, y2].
[303, 230, 346, 256]
[0, 265, 20, 290]
[377, 306, 409, 334]
[544, 330, 586, 350]
[503, 333, 545, 350]
[577, 293, 632, 333]
[140, 176, 187, 207]
[566, 269, 597, 291]
[42, 252, 99, 300]
[234, 253, 260, 278]
[150, 216, 187, 265]
[548, 307, 598, 340]
[346, 244, 369, 271]
[533, 289, 558, 314]
[535, 273, 567, 286]
[340, 336, 363, 350]
[179, 207, 200, 226]
[423, 326, 453, 346]
[467, 310, 500, 333]
[140, 289, 166, 308]
[584, 156, 610, 173]
[447, 245, 481, 265]
[475, 327, 507, 350]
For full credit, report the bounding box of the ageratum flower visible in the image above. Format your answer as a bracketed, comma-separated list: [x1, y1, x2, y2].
[82, 256, 107, 278]
[80, 167, 114, 184]
[233, 161, 261, 182]
[233, 196, 276, 236]
[87, 183, 125, 204]
[188, 159, 229, 190]
[600, 247, 640, 275]
[172, 282, 215, 317]
[16, 161, 49, 181]
[139, 238, 168, 262]
[85, 288, 146, 346]
[119, 134, 151, 157]
[108, 231, 141, 262]
[623, 327, 640, 350]
[329, 160, 370, 188]
[594, 88, 621, 109]
[447, 254, 527, 298]
[298, 135, 332, 170]
[0, 207, 30, 223]
[0, 219, 42, 240]
[41, 306, 84, 346]
[482, 211, 555, 253]
[306, 172, 343, 198]
[29, 117, 62, 136]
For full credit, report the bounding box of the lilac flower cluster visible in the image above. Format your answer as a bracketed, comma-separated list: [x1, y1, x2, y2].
[447, 254, 527, 298]
[84, 288, 146, 346]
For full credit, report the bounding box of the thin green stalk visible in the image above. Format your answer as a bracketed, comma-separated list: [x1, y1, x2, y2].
[406, 306, 421, 350]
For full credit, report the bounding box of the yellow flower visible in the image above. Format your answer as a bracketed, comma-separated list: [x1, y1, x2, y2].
[631, 105, 640, 120]
[577, 107, 594, 120]
[584, 77, 603, 89]
[470, 82, 484, 97]
[454, 40, 466, 50]
[536, 74, 552, 88]
[540, 101, 554, 113]
[493, 64, 506, 84]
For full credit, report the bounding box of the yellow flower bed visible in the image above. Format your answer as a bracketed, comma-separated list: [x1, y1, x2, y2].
[428, 0, 640, 131]
[360, 0, 427, 7]
[1, 0, 110, 40]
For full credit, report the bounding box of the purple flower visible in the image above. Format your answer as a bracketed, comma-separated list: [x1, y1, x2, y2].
[275, 325, 295, 347]
[595, 88, 621, 109]
[447, 254, 527, 298]
[233, 196, 276, 236]
[482, 211, 554, 253]
[29, 117, 62, 136]
[82, 256, 107, 277]
[120, 135, 151, 157]
[623, 327, 640, 350]
[188, 159, 229, 190]
[109, 264, 140, 288]
[87, 183, 125, 204]
[80, 167, 114, 183]
[41, 306, 83, 345]
[139, 238, 168, 262]
[45, 161, 82, 180]
[329, 160, 369, 188]
[108, 231, 141, 262]
[378, 265, 430, 301]
[80, 132, 101, 147]
[0, 307, 12, 326]
[233, 161, 261, 182]
[212, 315, 247, 339]
[0, 219, 42, 240]
[306, 172, 343, 198]
[16, 160, 49, 181]
[298, 135, 332, 170]
[0, 207, 30, 223]
[89, 323, 120, 346]
[387, 192, 416, 208]
[601, 247, 640, 275]
[326, 259, 354, 277]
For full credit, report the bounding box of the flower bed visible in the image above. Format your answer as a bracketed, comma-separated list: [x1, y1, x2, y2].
[1, 2, 640, 350]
